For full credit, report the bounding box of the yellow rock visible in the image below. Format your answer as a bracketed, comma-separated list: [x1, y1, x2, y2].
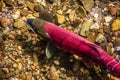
[56, 14, 65, 24]
[112, 19, 120, 31]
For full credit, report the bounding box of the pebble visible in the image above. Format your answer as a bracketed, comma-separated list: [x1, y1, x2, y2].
[73, 62, 80, 72]
[104, 16, 112, 23]
[26, 14, 36, 18]
[2, 68, 9, 74]
[27, 1, 35, 11]
[49, 65, 58, 80]
[80, 0, 94, 11]
[80, 19, 93, 36]
[95, 33, 105, 43]
[18, 63, 23, 70]
[106, 43, 114, 55]
[26, 72, 32, 80]
[56, 14, 65, 24]
[109, 5, 118, 16]
[115, 46, 120, 52]
[19, 73, 26, 79]
[20, 9, 29, 16]
[12, 10, 20, 19]
[14, 19, 26, 29]
[4, 0, 14, 6]
[87, 32, 96, 43]
[112, 19, 120, 31]
[13, 63, 18, 68]
[69, 10, 76, 22]
[8, 34, 15, 40]
[0, 1, 6, 11]
[0, 17, 11, 27]
[53, 60, 60, 66]
[90, 22, 100, 29]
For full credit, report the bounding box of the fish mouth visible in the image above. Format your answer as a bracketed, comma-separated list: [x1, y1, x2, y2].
[26, 18, 38, 33]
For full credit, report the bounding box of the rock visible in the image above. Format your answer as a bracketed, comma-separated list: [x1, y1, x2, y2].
[106, 43, 114, 55]
[95, 33, 105, 43]
[80, 0, 94, 11]
[49, 65, 58, 80]
[90, 22, 100, 29]
[115, 46, 120, 52]
[17, 0, 25, 6]
[12, 10, 20, 19]
[3, 0, 14, 6]
[8, 34, 15, 40]
[33, 13, 39, 18]
[19, 73, 26, 79]
[0, 17, 11, 27]
[6, 72, 15, 78]
[80, 19, 93, 36]
[69, 10, 76, 22]
[26, 72, 32, 80]
[78, 6, 87, 17]
[0, 1, 6, 11]
[2, 68, 9, 74]
[56, 14, 65, 24]
[53, 60, 60, 66]
[13, 63, 18, 68]
[104, 16, 113, 23]
[112, 19, 120, 31]
[26, 1, 35, 11]
[20, 9, 29, 16]
[87, 32, 96, 43]
[109, 5, 118, 16]
[14, 19, 26, 29]
[33, 53, 39, 65]
[26, 14, 36, 19]
[18, 63, 23, 70]
[73, 62, 80, 72]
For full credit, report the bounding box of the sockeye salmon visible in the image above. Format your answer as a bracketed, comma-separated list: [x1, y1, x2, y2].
[26, 18, 120, 78]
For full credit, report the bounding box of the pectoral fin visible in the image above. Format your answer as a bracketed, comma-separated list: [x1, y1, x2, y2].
[45, 42, 57, 58]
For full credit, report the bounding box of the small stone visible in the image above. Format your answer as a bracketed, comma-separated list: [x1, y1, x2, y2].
[21, 9, 29, 16]
[90, 22, 100, 29]
[27, 1, 35, 11]
[19, 73, 26, 79]
[14, 19, 26, 29]
[49, 65, 58, 80]
[80, 19, 93, 36]
[33, 13, 39, 18]
[87, 32, 96, 43]
[12, 10, 20, 19]
[0, 17, 11, 27]
[17, 0, 25, 6]
[56, 14, 65, 24]
[13, 63, 18, 68]
[8, 34, 15, 40]
[0, 1, 6, 11]
[18, 63, 23, 70]
[33, 53, 39, 65]
[26, 72, 32, 80]
[81, 0, 94, 11]
[53, 60, 60, 66]
[116, 46, 120, 52]
[69, 10, 76, 22]
[109, 5, 118, 16]
[26, 14, 36, 19]
[104, 16, 113, 23]
[56, 9, 63, 15]
[73, 62, 80, 72]
[2, 68, 9, 74]
[4, 0, 14, 6]
[106, 43, 114, 55]
[6, 72, 15, 78]
[112, 19, 120, 31]
[95, 33, 105, 43]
